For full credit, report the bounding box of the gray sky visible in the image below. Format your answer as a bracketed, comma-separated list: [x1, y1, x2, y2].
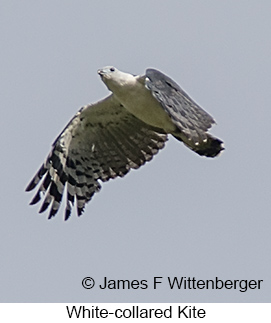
[1, 0, 270, 302]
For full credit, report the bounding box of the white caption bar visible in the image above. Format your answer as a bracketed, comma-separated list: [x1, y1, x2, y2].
[0, 303, 270, 322]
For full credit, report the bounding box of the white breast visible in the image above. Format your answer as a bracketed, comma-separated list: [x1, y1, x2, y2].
[112, 77, 176, 132]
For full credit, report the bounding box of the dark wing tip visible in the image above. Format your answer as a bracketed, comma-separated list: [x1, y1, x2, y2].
[26, 165, 47, 192]
[77, 207, 84, 217]
[29, 191, 42, 205]
[48, 208, 58, 219]
[25, 181, 36, 192]
[39, 201, 50, 213]
[64, 210, 71, 221]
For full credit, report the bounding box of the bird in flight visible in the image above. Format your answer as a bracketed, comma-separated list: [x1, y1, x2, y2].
[26, 66, 224, 220]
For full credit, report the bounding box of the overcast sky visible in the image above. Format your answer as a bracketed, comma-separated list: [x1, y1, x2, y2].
[1, 0, 270, 303]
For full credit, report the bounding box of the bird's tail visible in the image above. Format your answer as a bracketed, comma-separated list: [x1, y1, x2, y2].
[173, 132, 224, 158]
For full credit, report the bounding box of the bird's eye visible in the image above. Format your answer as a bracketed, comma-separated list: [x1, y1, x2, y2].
[110, 67, 115, 72]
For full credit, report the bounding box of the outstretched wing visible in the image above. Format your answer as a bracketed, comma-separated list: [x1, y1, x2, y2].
[26, 95, 167, 220]
[145, 69, 223, 157]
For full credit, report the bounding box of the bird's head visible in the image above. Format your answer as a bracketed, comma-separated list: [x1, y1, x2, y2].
[97, 66, 134, 92]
